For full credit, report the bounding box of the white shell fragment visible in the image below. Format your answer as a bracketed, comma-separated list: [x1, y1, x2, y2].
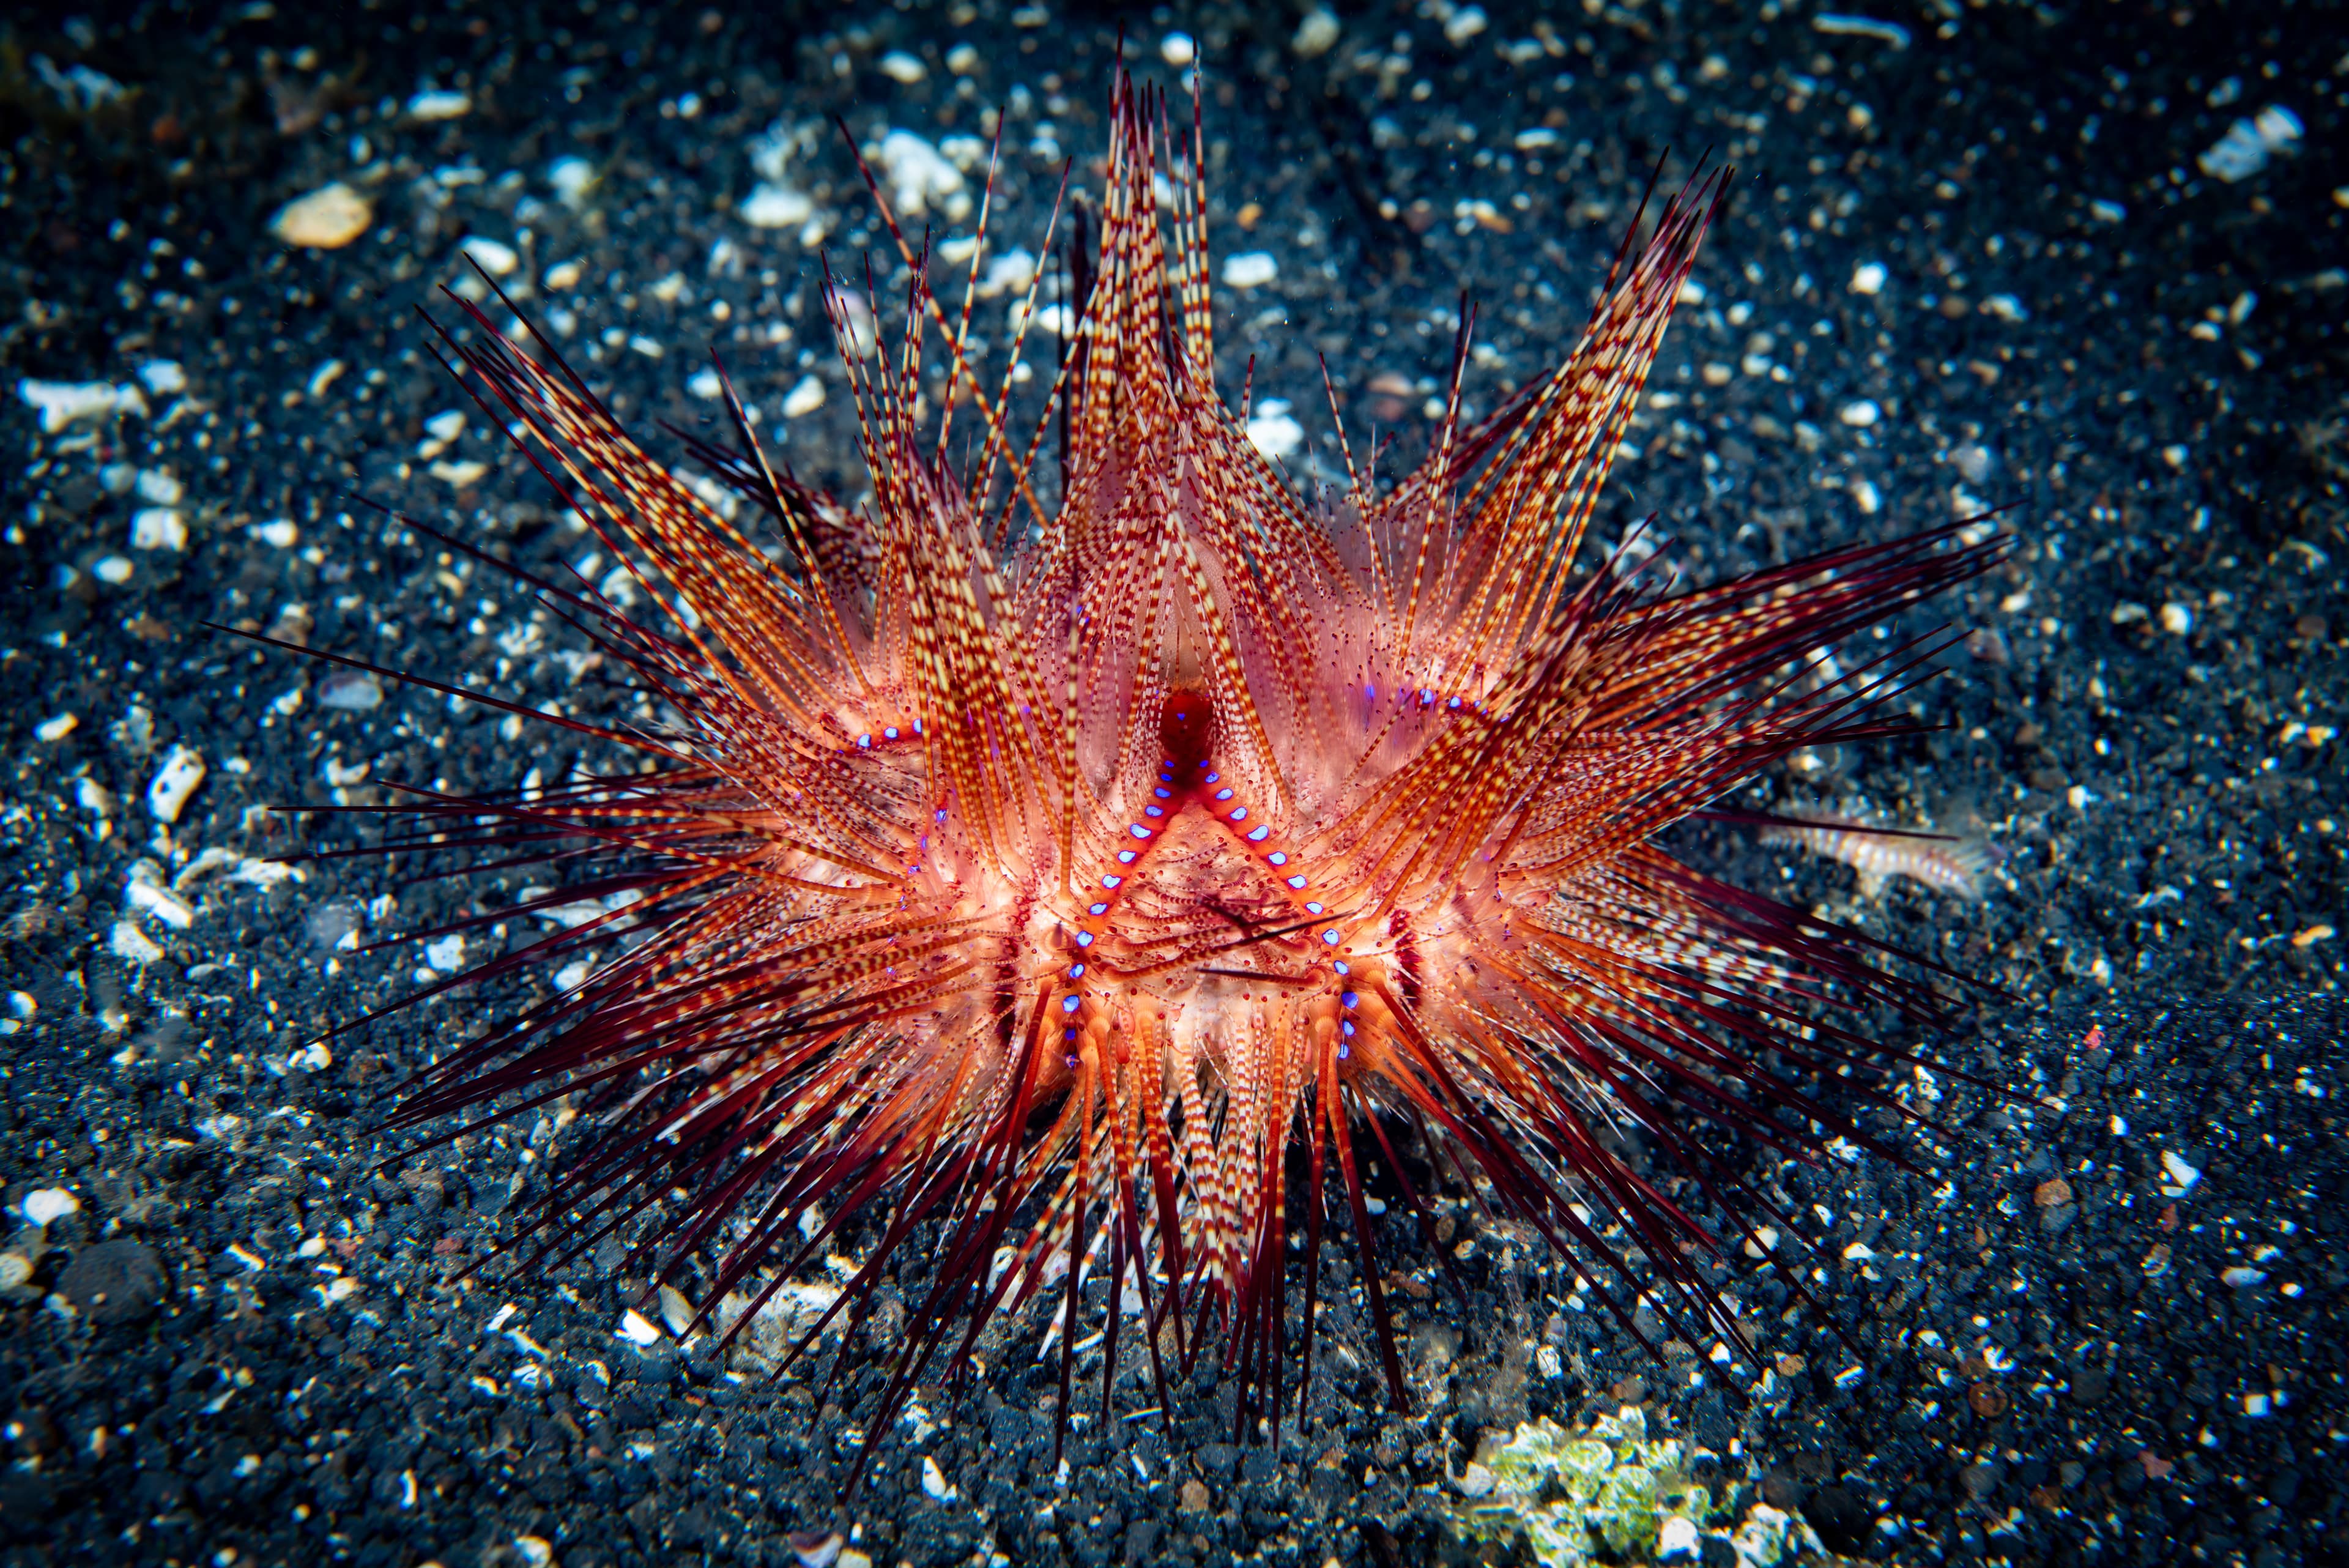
[147, 745, 207, 823]
[317, 671, 385, 710]
[18, 378, 146, 433]
[740, 184, 815, 229]
[406, 88, 472, 121]
[874, 130, 965, 220]
[1245, 399, 1304, 461]
[1221, 252, 1279, 289]
[782, 374, 827, 418]
[271, 183, 374, 249]
[459, 236, 520, 276]
[1811, 13, 1911, 48]
[2160, 1150, 2201, 1194]
[977, 248, 1037, 299]
[2199, 105, 2301, 183]
[132, 508, 187, 551]
[1291, 8, 1340, 57]
[110, 920, 166, 965]
[547, 157, 595, 206]
[22, 1189, 80, 1228]
[126, 876, 198, 931]
[617, 1309, 661, 1347]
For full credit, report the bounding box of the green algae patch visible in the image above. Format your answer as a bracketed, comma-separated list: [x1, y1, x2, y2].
[1452, 1405, 1724, 1566]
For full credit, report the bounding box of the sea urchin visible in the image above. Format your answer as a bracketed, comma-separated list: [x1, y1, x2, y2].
[299, 72, 2000, 1469]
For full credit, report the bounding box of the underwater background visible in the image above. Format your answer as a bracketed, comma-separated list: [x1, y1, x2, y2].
[1, 1, 2343, 1564]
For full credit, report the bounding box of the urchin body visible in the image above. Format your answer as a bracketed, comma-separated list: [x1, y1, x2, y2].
[372, 72, 1994, 1449]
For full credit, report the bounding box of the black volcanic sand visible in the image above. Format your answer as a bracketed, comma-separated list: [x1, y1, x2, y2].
[2, 2, 2345, 1565]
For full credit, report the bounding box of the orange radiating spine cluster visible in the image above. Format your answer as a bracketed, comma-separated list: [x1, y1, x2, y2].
[350, 70, 1999, 1463]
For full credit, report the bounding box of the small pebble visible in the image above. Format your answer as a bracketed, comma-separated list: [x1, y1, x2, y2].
[874, 129, 964, 220]
[131, 508, 186, 551]
[1813, 12, 1911, 46]
[317, 670, 385, 710]
[111, 920, 165, 965]
[547, 157, 595, 205]
[1246, 400, 1304, 461]
[1161, 32, 1196, 67]
[459, 235, 520, 276]
[782, 374, 827, 418]
[56, 1240, 167, 1326]
[1222, 252, 1279, 289]
[2197, 105, 2299, 183]
[740, 184, 815, 229]
[976, 249, 1037, 299]
[1442, 5, 1488, 44]
[22, 1188, 80, 1228]
[406, 88, 472, 121]
[270, 182, 373, 249]
[1292, 8, 1340, 56]
[17, 377, 142, 432]
[147, 744, 206, 823]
